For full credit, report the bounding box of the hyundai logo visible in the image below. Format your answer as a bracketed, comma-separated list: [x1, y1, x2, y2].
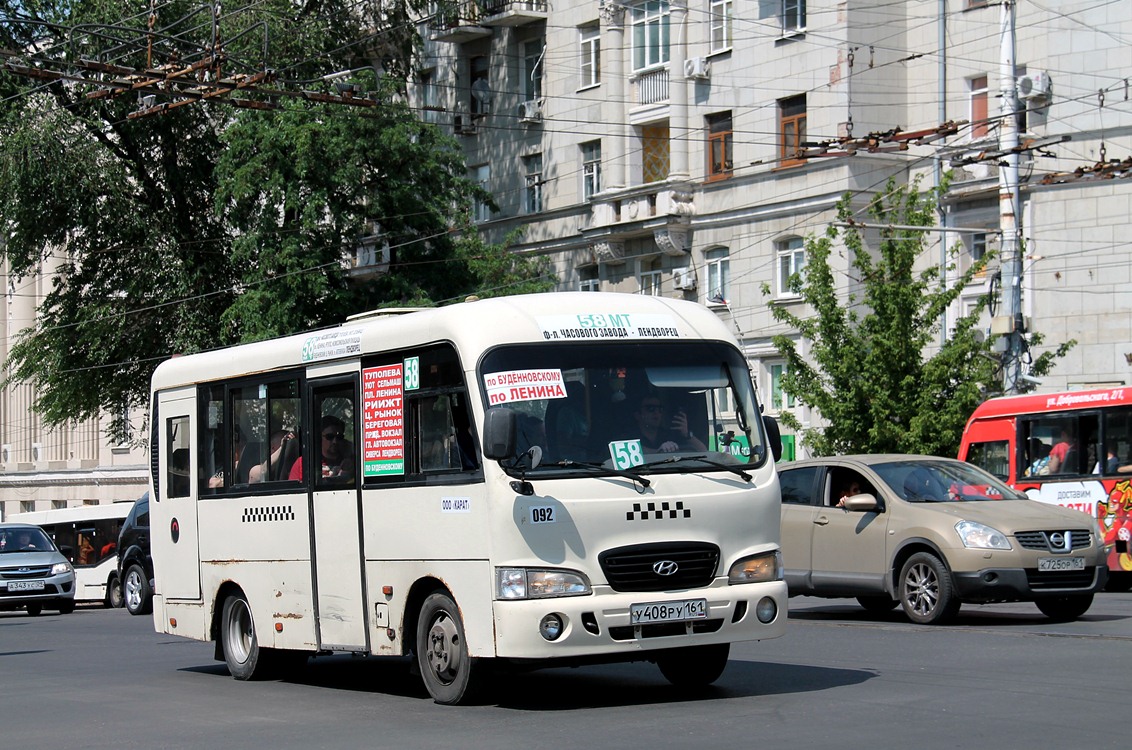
[652, 560, 679, 576]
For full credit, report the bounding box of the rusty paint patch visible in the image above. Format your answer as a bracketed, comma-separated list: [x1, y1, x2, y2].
[272, 612, 304, 619]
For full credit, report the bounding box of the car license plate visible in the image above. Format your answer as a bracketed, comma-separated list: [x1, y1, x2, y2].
[630, 599, 707, 625]
[8, 580, 45, 592]
[1038, 556, 1085, 572]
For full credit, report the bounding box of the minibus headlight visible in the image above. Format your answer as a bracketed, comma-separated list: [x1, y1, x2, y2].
[955, 520, 1012, 550]
[495, 568, 591, 599]
[728, 550, 783, 584]
[51, 562, 73, 576]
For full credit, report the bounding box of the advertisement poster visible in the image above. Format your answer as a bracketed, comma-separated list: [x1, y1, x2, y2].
[363, 364, 405, 477]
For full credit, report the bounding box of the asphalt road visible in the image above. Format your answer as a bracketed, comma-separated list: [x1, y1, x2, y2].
[3, 594, 1128, 750]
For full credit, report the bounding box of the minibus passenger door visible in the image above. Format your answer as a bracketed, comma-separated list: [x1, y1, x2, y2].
[307, 375, 369, 653]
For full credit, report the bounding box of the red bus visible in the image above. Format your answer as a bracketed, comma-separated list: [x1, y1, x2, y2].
[958, 387, 1132, 591]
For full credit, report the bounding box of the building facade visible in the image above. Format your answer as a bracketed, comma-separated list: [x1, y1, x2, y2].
[415, 0, 1132, 457]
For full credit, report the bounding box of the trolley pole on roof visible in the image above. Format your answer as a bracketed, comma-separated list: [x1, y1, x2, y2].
[997, 0, 1024, 394]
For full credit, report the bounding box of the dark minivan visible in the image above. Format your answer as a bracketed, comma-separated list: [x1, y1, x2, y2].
[117, 493, 153, 616]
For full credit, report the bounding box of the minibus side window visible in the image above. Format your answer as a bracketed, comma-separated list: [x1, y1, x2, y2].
[965, 440, 1009, 480]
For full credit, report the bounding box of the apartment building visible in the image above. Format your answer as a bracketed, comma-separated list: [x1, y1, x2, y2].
[415, 0, 1132, 456]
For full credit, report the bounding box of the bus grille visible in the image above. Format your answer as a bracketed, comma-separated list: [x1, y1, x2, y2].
[1014, 530, 1092, 552]
[598, 542, 719, 592]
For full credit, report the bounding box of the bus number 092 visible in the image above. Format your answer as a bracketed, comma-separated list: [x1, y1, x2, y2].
[530, 506, 555, 524]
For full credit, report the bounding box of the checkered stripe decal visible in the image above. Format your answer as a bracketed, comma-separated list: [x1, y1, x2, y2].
[242, 506, 296, 523]
[626, 501, 691, 521]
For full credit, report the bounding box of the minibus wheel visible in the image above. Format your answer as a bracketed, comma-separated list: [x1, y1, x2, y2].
[416, 591, 483, 705]
[222, 594, 266, 680]
[656, 643, 730, 688]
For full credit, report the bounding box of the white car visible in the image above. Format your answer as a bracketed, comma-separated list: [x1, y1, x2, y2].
[0, 523, 77, 615]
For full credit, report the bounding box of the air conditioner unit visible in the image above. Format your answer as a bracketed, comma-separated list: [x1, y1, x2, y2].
[453, 108, 477, 135]
[673, 267, 698, 291]
[518, 99, 543, 123]
[1017, 71, 1052, 103]
[683, 56, 711, 81]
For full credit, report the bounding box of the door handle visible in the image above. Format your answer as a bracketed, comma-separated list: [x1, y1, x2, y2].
[813, 516, 829, 526]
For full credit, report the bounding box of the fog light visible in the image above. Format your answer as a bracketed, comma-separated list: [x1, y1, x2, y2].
[755, 597, 778, 624]
[539, 613, 564, 641]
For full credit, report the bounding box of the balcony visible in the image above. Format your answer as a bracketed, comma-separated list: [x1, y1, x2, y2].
[479, 0, 547, 27]
[631, 67, 669, 106]
[429, 2, 491, 43]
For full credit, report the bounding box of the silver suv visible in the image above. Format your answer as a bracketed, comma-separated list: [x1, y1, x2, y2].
[779, 455, 1108, 624]
[0, 523, 77, 616]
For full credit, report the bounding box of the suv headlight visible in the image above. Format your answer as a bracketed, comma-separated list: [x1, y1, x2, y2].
[955, 520, 1011, 550]
[728, 550, 783, 584]
[51, 562, 74, 576]
[495, 568, 591, 599]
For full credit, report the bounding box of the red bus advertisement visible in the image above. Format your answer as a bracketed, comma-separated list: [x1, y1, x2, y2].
[958, 387, 1132, 591]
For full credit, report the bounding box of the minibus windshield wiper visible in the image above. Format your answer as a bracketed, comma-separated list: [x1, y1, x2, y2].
[636, 454, 752, 481]
[554, 460, 651, 491]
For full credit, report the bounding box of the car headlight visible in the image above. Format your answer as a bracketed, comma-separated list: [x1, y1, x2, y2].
[51, 562, 73, 576]
[728, 550, 783, 584]
[495, 568, 591, 599]
[955, 520, 1011, 550]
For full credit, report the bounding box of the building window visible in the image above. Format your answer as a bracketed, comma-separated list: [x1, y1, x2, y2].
[778, 94, 806, 166]
[470, 56, 490, 116]
[781, 0, 806, 34]
[471, 164, 492, 222]
[523, 40, 543, 101]
[706, 112, 733, 181]
[579, 24, 601, 88]
[639, 258, 663, 296]
[710, 0, 732, 52]
[770, 363, 796, 410]
[579, 266, 600, 292]
[582, 140, 602, 199]
[523, 154, 543, 214]
[969, 75, 988, 139]
[642, 123, 670, 184]
[631, 0, 670, 71]
[706, 247, 729, 304]
[777, 237, 805, 297]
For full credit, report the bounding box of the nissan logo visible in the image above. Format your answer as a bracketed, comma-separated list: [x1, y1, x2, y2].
[1047, 531, 1070, 552]
[652, 560, 679, 576]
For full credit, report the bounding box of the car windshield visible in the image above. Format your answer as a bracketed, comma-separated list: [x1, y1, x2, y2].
[0, 527, 54, 553]
[479, 340, 769, 476]
[872, 460, 1025, 503]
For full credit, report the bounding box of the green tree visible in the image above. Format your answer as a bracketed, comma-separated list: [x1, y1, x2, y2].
[763, 176, 1068, 458]
[0, 1, 553, 440]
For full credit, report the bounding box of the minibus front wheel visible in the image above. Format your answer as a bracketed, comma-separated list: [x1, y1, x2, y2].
[416, 591, 486, 705]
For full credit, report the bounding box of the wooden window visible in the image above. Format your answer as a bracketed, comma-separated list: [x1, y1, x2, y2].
[778, 95, 806, 166]
[706, 112, 733, 181]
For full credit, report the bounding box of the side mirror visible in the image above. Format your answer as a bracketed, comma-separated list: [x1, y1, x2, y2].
[842, 493, 879, 512]
[482, 407, 517, 460]
[763, 415, 783, 462]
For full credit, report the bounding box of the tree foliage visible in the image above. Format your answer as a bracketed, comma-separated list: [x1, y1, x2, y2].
[0, 1, 554, 440]
[765, 176, 1024, 458]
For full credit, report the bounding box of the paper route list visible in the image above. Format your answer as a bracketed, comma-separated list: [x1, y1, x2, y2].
[363, 364, 405, 477]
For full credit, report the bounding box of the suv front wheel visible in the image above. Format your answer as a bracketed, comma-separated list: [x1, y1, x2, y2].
[899, 551, 960, 625]
[124, 563, 153, 616]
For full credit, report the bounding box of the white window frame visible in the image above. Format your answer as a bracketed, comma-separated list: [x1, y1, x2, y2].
[631, 0, 670, 72]
[710, 0, 732, 52]
[582, 141, 602, 200]
[523, 40, 544, 101]
[579, 24, 601, 89]
[781, 0, 805, 35]
[769, 363, 796, 411]
[706, 247, 729, 304]
[639, 268, 663, 296]
[524, 154, 543, 215]
[776, 237, 805, 298]
[472, 164, 492, 223]
[579, 266, 600, 292]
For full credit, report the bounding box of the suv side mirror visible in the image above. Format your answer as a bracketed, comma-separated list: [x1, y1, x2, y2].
[842, 493, 879, 512]
[763, 415, 783, 462]
[482, 408, 517, 460]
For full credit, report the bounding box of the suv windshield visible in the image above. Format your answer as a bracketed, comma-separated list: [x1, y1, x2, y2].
[872, 460, 1025, 503]
[479, 340, 768, 475]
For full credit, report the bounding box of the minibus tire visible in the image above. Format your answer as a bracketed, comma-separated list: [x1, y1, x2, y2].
[416, 591, 482, 705]
[58, 599, 75, 615]
[106, 575, 124, 608]
[656, 643, 730, 688]
[222, 594, 268, 681]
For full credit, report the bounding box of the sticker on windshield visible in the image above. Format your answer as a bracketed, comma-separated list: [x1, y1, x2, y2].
[536, 313, 681, 341]
[483, 369, 567, 405]
[609, 439, 645, 469]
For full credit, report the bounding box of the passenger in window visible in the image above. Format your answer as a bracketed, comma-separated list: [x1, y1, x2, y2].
[290, 416, 354, 482]
[209, 425, 257, 488]
[834, 480, 862, 508]
[1046, 428, 1073, 474]
[248, 430, 296, 483]
[632, 392, 707, 453]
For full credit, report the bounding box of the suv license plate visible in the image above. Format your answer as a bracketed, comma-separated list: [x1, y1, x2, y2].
[1038, 556, 1085, 572]
[630, 599, 708, 625]
[9, 580, 45, 592]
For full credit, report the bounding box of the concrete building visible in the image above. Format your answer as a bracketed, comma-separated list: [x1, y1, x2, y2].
[415, 0, 1132, 457]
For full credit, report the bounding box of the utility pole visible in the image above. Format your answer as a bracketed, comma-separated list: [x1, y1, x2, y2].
[996, 0, 1025, 393]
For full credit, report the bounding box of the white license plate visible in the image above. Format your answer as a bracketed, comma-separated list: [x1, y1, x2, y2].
[1038, 556, 1085, 572]
[8, 580, 45, 592]
[630, 598, 708, 625]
